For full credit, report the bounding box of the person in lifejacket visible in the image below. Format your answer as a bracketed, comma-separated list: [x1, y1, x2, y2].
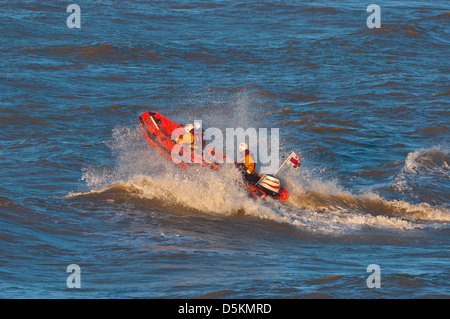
[237, 142, 259, 184]
[176, 123, 194, 146]
[176, 123, 205, 149]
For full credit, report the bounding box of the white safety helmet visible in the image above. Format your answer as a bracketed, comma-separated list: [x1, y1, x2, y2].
[239, 142, 248, 153]
[184, 123, 194, 133]
[193, 122, 201, 130]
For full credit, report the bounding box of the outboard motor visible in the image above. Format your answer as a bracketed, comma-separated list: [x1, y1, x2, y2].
[256, 174, 281, 196]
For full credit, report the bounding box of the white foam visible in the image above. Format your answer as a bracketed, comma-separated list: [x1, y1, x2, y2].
[401, 144, 449, 177]
[70, 124, 449, 235]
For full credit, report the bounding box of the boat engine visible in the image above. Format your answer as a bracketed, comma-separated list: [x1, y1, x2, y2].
[256, 174, 281, 196]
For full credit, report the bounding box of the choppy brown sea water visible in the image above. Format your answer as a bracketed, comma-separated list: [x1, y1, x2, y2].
[0, 1, 449, 298]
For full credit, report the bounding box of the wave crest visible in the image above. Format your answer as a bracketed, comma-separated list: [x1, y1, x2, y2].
[67, 125, 449, 236]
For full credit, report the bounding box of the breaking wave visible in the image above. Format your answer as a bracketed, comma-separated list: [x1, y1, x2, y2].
[67, 126, 449, 236]
[389, 145, 450, 205]
[400, 145, 449, 178]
